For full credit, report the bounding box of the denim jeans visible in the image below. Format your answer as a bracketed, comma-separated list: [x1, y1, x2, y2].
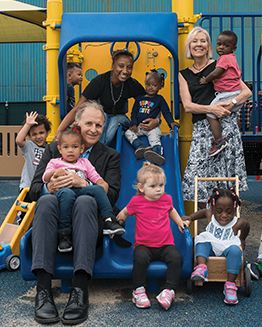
[196, 242, 242, 274]
[55, 185, 114, 234]
[100, 113, 130, 145]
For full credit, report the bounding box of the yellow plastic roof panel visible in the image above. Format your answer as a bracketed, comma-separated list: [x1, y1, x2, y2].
[0, 0, 46, 43]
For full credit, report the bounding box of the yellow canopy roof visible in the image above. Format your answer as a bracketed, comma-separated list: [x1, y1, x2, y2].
[0, 0, 46, 43]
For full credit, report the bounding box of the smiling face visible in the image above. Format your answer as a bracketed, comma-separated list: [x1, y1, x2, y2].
[137, 173, 165, 201]
[58, 133, 84, 163]
[212, 196, 235, 226]
[216, 34, 236, 56]
[189, 31, 209, 59]
[28, 124, 48, 147]
[111, 55, 134, 84]
[77, 106, 105, 147]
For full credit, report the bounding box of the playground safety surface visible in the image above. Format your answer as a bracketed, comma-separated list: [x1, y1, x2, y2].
[0, 178, 262, 327]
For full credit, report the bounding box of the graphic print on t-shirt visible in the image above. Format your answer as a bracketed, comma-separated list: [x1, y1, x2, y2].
[33, 148, 45, 166]
[138, 100, 155, 115]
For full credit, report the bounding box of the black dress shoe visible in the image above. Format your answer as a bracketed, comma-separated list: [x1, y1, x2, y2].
[35, 288, 60, 324]
[61, 287, 88, 325]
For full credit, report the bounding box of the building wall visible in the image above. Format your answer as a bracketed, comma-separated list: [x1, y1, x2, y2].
[0, 0, 261, 107]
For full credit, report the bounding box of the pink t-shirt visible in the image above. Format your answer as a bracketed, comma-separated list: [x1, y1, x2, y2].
[213, 53, 241, 92]
[126, 193, 175, 248]
[42, 157, 102, 183]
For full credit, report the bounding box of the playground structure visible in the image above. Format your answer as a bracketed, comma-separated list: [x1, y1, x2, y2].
[20, 2, 194, 287]
[0, 188, 35, 271]
[0, 0, 260, 286]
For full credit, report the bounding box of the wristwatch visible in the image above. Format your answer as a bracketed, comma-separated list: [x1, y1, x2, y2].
[231, 98, 237, 105]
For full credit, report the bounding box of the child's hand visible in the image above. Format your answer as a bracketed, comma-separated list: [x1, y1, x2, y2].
[183, 219, 191, 228]
[26, 111, 38, 126]
[200, 77, 207, 85]
[182, 216, 191, 226]
[129, 125, 138, 133]
[53, 168, 67, 178]
[177, 220, 185, 233]
[116, 212, 126, 224]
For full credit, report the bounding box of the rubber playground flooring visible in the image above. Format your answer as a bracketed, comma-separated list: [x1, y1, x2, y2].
[0, 178, 261, 327]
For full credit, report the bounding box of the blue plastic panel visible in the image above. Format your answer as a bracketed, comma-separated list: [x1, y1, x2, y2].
[20, 130, 192, 282]
[58, 12, 179, 118]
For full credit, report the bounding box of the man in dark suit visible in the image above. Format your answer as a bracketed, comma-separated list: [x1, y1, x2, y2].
[30, 101, 120, 325]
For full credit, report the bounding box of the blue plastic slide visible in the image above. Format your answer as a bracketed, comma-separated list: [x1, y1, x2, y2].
[20, 127, 192, 285]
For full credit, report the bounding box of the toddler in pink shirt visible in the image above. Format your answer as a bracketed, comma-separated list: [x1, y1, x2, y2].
[117, 162, 189, 310]
[200, 30, 244, 157]
[43, 128, 124, 253]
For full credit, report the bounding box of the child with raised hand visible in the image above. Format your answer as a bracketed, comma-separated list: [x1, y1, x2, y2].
[16, 111, 51, 192]
[125, 69, 175, 166]
[117, 162, 189, 310]
[187, 188, 249, 305]
[42, 127, 124, 252]
[200, 30, 244, 157]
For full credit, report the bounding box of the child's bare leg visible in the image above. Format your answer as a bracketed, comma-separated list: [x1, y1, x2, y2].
[227, 272, 238, 282]
[207, 116, 222, 141]
[196, 256, 207, 265]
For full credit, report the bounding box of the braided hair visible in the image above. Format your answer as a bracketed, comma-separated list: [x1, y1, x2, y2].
[145, 69, 165, 88]
[208, 188, 241, 209]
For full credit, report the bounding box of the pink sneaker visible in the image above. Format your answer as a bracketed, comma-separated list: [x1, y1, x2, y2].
[132, 287, 151, 309]
[223, 281, 238, 305]
[156, 289, 175, 310]
[191, 264, 208, 282]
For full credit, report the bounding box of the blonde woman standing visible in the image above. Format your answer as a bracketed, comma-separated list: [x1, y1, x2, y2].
[179, 27, 251, 205]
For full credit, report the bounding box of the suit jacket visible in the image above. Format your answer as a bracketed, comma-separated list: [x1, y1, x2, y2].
[29, 141, 121, 206]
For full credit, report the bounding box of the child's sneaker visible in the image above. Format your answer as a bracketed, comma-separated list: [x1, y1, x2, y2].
[103, 218, 125, 236]
[135, 146, 151, 159]
[144, 145, 165, 166]
[223, 281, 238, 305]
[156, 289, 175, 311]
[191, 263, 208, 282]
[58, 234, 73, 253]
[209, 137, 228, 157]
[132, 287, 151, 309]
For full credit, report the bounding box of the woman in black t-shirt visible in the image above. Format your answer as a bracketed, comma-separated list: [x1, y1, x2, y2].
[58, 49, 159, 145]
[179, 27, 251, 204]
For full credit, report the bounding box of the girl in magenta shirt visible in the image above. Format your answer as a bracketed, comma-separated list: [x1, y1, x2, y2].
[117, 162, 189, 310]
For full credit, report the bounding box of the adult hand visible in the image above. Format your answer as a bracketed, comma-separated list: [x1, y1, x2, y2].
[47, 171, 87, 193]
[220, 100, 235, 112]
[210, 103, 231, 118]
[139, 118, 159, 131]
[53, 168, 67, 178]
